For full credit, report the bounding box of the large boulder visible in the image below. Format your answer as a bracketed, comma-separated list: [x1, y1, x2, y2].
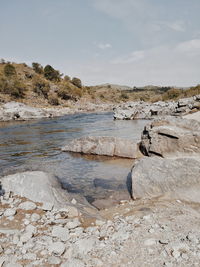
[131, 157, 200, 202]
[0, 171, 70, 208]
[140, 117, 200, 158]
[62, 136, 143, 159]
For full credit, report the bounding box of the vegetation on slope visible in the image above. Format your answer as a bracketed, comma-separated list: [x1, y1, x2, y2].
[0, 59, 199, 107]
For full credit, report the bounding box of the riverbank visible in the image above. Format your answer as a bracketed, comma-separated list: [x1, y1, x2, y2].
[0, 101, 116, 122]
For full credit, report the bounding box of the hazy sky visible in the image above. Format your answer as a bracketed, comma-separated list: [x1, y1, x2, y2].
[1, 0, 200, 86]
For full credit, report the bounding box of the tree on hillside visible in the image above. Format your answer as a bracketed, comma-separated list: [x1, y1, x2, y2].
[44, 65, 61, 82]
[72, 77, 82, 88]
[4, 63, 16, 77]
[32, 62, 43, 74]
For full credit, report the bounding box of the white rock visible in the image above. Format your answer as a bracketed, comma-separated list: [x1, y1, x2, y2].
[25, 225, 37, 235]
[3, 209, 16, 217]
[48, 256, 61, 265]
[66, 206, 79, 218]
[66, 218, 81, 229]
[20, 232, 33, 243]
[144, 239, 157, 246]
[51, 226, 69, 242]
[18, 201, 36, 210]
[48, 241, 65, 256]
[23, 253, 36, 260]
[31, 213, 41, 222]
[41, 202, 53, 211]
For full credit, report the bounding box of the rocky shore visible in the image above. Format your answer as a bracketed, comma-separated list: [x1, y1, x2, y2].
[0, 101, 115, 122]
[114, 95, 200, 120]
[1, 99, 200, 266]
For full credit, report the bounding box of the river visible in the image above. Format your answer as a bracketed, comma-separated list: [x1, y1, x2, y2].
[0, 112, 147, 207]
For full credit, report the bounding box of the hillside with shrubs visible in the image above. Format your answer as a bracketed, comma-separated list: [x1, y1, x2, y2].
[0, 59, 200, 107]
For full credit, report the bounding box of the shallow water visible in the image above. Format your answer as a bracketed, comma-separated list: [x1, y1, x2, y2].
[0, 112, 147, 205]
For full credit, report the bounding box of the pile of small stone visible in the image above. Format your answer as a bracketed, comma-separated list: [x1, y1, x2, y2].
[1, 192, 200, 266]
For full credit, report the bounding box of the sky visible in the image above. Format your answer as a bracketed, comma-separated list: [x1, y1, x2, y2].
[0, 0, 200, 87]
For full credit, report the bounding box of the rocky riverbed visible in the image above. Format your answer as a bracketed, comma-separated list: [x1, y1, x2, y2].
[1, 100, 200, 266]
[1, 189, 200, 266]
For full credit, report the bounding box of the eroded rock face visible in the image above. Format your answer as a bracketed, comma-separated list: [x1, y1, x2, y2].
[1, 171, 70, 208]
[62, 136, 143, 159]
[114, 96, 200, 120]
[140, 117, 200, 158]
[131, 157, 200, 201]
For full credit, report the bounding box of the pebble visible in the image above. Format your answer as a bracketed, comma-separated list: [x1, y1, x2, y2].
[31, 213, 41, 222]
[144, 239, 157, 246]
[48, 241, 65, 256]
[51, 226, 69, 241]
[66, 218, 81, 229]
[18, 201, 36, 210]
[3, 209, 16, 217]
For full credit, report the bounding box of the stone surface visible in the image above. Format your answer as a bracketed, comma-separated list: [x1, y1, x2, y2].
[3, 209, 16, 217]
[140, 117, 200, 158]
[18, 201, 36, 210]
[62, 136, 142, 159]
[1, 171, 70, 208]
[113, 96, 200, 120]
[48, 241, 65, 256]
[131, 157, 200, 201]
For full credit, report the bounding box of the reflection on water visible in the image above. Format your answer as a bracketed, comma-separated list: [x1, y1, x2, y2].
[0, 112, 147, 205]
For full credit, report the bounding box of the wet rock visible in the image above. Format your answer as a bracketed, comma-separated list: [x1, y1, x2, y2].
[62, 136, 142, 159]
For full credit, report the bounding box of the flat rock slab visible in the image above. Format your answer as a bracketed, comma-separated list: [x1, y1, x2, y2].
[131, 157, 200, 202]
[140, 117, 200, 158]
[62, 136, 143, 159]
[1, 171, 70, 208]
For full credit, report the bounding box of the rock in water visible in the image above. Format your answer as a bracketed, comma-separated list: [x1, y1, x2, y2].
[140, 117, 200, 158]
[1, 171, 70, 208]
[131, 157, 200, 202]
[62, 136, 143, 159]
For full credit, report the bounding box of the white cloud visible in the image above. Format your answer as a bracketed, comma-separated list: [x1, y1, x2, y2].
[112, 50, 145, 64]
[176, 39, 200, 54]
[97, 43, 112, 50]
[65, 39, 200, 87]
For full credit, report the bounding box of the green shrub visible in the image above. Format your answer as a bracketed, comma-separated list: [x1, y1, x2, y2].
[44, 65, 61, 82]
[162, 88, 182, 101]
[64, 75, 71, 82]
[57, 85, 72, 100]
[0, 77, 26, 98]
[4, 64, 16, 77]
[32, 62, 43, 74]
[48, 93, 59, 105]
[120, 92, 129, 100]
[33, 77, 50, 98]
[71, 77, 82, 88]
